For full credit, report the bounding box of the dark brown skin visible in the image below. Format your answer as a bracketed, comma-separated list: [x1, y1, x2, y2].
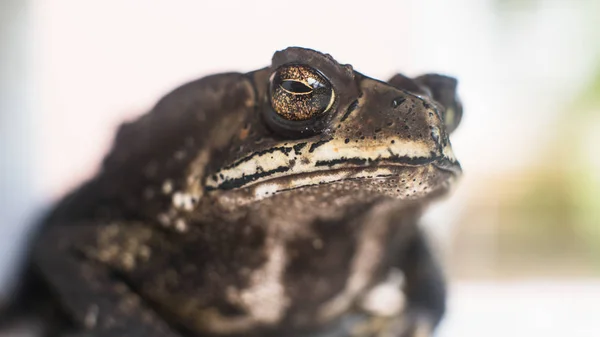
[2, 47, 462, 337]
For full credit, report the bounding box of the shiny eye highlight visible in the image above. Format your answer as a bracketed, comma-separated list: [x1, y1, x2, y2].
[269, 65, 335, 121]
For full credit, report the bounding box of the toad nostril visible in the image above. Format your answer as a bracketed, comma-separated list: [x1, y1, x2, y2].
[391, 97, 406, 108]
[430, 126, 441, 144]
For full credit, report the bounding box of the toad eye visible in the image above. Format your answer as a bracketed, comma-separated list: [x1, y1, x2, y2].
[269, 65, 335, 121]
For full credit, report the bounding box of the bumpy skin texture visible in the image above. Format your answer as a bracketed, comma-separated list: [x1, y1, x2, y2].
[3, 47, 462, 337]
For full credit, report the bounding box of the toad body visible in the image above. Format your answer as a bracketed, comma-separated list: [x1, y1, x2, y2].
[4, 47, 463, 337]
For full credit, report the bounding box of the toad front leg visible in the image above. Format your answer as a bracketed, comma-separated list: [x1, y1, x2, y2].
[359, 225, 446, 337]
[32, 223, 182, 337]
[366, 208, 446, 337]
[394, 226, 446, 337]
[308, 202, 447, 337]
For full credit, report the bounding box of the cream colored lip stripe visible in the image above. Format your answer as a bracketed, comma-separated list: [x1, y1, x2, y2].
[206, 138, 441, 190]
[251, 167, 397, 201]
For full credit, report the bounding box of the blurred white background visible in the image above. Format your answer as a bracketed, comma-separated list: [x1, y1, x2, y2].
[1, 0, 599, 336]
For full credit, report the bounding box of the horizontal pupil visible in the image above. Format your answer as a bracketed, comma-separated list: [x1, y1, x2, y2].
[281, 80, 312, 94]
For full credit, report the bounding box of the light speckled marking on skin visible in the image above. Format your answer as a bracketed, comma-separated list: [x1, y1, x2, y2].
[238, 242, 289, 323]
[162, 180, 173, 194]
[360, 268, 405, 317]
[84, 304, 99, 328]
[174, 150, 186, 161]
[182, 149, 210, 204]
[174, 219, 188, 233]
[192, 309, 256, 335]
[253, 183, 279, 199]
[157, 213, 171, 227]
[318, 202, 397, 322]
[88, 224, 155, 271]
[207, 139, 439, 190]
[172, 191, 196, 211]
[188, 243, 289, 334]
[442, 143, 456, 162]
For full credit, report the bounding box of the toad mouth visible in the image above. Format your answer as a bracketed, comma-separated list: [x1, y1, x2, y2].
[205, 138, 461, 192]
